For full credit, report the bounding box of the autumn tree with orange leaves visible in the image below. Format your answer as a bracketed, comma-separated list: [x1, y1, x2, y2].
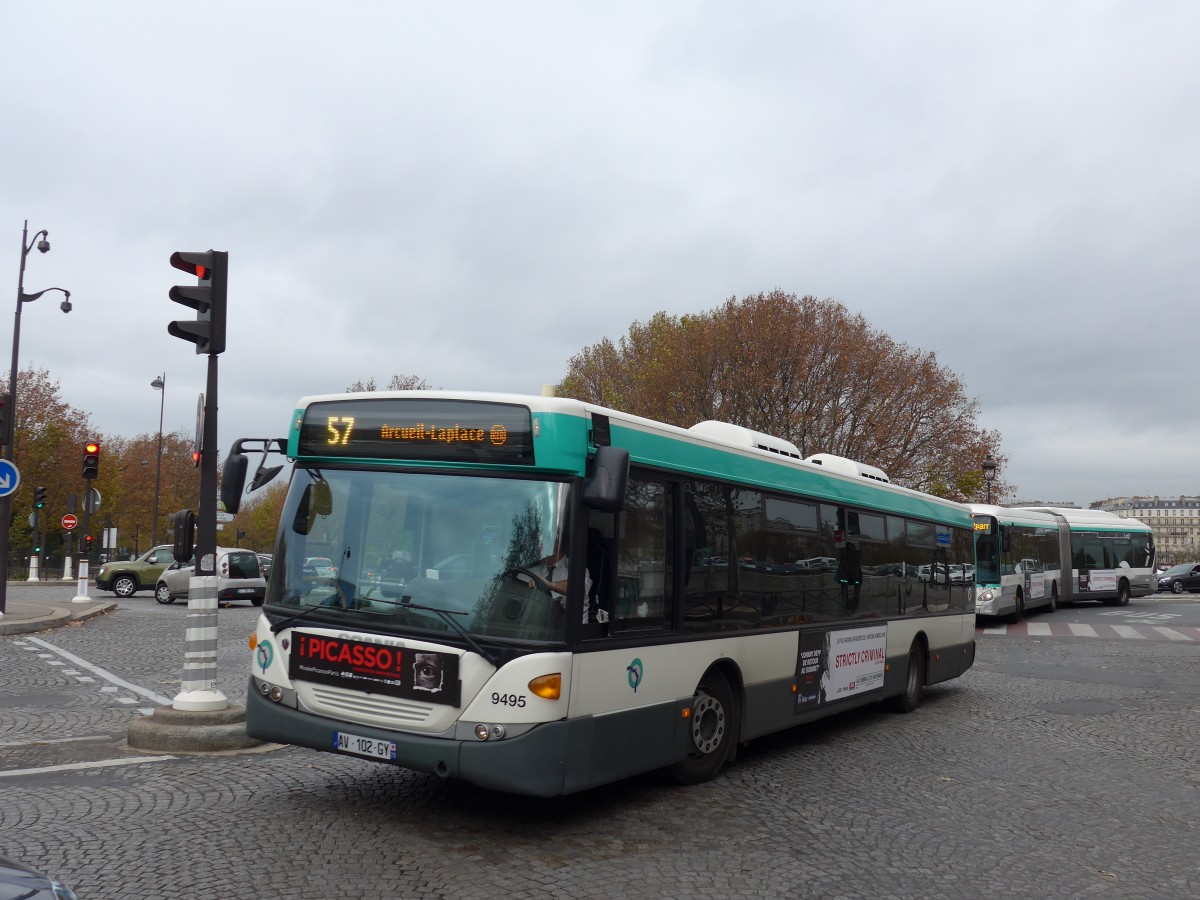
[556, 291, 1009, 502]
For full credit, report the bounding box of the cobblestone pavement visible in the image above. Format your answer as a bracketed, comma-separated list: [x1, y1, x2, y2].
[3, 600, 1199, 899]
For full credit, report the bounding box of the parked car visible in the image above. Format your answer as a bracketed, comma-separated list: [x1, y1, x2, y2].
[95, 544, 178, 598]
[0, 852, 77, 899]
[155, 547, 268, 606]
[1157, 562, 1200, 594]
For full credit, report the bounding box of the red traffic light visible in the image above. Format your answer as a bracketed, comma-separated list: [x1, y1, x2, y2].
[82, 440, 101, 479]
[170, 251, 212, 280]
[169, 250, 228, 356]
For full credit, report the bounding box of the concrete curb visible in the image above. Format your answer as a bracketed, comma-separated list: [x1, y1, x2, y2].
[0, 601, 117, 635]
[127, 703, 267, 753]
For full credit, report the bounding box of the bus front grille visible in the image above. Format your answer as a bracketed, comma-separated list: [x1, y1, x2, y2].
[307, 684, 434, 725]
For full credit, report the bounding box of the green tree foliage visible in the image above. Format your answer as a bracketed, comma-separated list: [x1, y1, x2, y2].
[557, 291, 1011, 502]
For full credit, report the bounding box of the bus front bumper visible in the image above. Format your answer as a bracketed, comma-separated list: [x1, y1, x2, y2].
[245, 681, 577, 797]
[974, 587, 1011, 617]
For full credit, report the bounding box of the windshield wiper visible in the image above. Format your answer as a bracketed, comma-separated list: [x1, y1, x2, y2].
[268, 597, 328, 634]
[379, 595, 501, 668]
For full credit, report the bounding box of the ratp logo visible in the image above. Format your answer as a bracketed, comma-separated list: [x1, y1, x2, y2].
[626, 658, 643, 692]
[257, 639, 274, 674]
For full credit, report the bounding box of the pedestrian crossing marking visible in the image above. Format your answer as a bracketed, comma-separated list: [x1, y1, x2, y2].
[1153, 626, 1189, 641]
[1110, 625, 1146, 639]
[978, 621, 1200, 642]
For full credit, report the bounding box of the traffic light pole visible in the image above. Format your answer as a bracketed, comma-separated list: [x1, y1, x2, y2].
[174, 350, 225, 711]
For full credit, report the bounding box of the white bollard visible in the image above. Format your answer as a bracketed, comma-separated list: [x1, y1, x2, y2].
[72, 560, 92, 604]
[28, 556, 40, 582]
[62, 555, 74, 580]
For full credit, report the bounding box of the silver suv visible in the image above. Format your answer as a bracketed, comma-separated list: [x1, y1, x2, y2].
[154, 547, 267, 606]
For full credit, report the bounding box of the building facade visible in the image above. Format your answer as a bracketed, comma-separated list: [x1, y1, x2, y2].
[1092, 496, 1200, 567]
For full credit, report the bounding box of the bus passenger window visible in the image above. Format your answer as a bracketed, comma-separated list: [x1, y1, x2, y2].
[615, 477, 674, 628]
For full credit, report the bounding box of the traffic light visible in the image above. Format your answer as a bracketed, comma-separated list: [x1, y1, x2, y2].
[172, 509, 196, 561]
[168, 250, 228, 355]
[34, 486, 46, 509]
[82, 441, 101, 479]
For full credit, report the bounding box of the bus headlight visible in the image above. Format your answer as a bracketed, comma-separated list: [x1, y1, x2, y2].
[473, 723, 509, 741]
[979, 589, 995, 604]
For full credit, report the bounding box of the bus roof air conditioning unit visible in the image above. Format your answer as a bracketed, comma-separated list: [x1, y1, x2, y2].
[804, 453, 891, 484]
[687, 421, 801, 459]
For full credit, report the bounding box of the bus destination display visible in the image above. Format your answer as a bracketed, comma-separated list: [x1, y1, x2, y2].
[298, 398, 535, 464]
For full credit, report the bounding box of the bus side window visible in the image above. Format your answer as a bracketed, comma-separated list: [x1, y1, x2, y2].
[614, 476, 674, 628]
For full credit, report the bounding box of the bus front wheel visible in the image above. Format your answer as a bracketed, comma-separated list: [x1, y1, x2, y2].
[668, 670, 736, 786]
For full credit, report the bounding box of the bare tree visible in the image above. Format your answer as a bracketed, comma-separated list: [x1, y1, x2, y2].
[345, 374, 432, 393]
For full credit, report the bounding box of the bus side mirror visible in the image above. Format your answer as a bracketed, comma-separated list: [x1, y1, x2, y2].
[584, 446, 629, 512]
[220, 453, 249, 514]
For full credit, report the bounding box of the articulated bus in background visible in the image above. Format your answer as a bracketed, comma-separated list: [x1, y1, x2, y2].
[970, 504, 1066, 622]
[1018, 507, 1156, 606]
[973, 505, 1155, 620]
[224, 391, 977, 797]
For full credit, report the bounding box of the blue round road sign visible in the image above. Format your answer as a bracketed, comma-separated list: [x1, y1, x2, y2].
[0, 459, 20, 499]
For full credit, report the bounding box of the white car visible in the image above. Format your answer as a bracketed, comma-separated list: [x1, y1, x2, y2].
[305, 557, 337, 579]
[155, 547, 267, 606]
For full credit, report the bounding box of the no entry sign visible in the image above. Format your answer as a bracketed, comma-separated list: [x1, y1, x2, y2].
[62, 513, 78, 530]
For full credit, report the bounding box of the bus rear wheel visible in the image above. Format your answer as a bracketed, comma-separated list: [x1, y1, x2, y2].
[887, 643, 926, 714]
[668, 670, 736, 786]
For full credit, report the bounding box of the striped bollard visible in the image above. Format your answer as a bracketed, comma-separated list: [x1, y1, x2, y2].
[173, 567, 229, 711]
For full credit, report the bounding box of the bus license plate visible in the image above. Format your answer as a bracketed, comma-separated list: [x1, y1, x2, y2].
[334, 731, 397, 761]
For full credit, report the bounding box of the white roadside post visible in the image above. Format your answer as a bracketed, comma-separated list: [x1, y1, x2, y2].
[71, 559, 90, 603]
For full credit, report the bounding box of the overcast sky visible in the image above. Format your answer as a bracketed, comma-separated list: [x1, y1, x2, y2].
[2, 2, 1196, 507]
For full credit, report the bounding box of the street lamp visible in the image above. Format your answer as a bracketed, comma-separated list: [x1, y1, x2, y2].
[0, 221, 71, 616]
[983, 455, 998, 505]
[151, 374, 166, 546]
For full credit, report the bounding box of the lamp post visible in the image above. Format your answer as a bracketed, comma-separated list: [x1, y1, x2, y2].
[151, 374, 166, 546]
[0, 221, 71, 616]
[983, 455, 997, 505]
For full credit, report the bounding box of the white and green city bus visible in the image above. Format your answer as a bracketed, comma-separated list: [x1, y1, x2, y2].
[225, 391, 977, 796]
[970, 504, 1066, 621]
[1016, 507, 1156, 606]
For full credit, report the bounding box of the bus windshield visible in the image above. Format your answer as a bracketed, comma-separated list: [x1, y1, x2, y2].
[972, 515, 1001, 584]
[266, 466, 571, 642]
